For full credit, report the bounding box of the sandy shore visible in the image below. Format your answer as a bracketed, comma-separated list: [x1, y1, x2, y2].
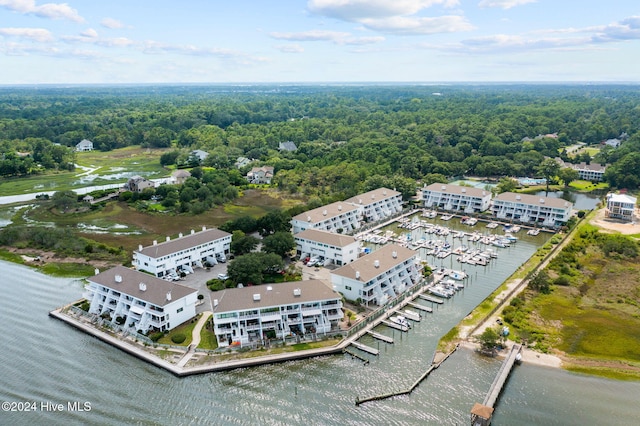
[458, 340, 563, 369]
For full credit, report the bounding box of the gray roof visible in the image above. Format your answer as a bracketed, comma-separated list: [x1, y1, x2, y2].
[494, 192, 573, 209]
[292, 201, 359, 223]
[136, 228, 231, 259]
[279, 141, 297, 151]
[331, 244, 416, 282]
[212, 279, 340, 313]
[422, 183, 490, 198]
[295, 229, 358, 248]
[344, 187, 401, 206]
[90, 266, 197, 306]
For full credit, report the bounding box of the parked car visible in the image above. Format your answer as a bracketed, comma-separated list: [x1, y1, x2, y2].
[216, 253, 227, 263]
[306, 257, 319, 266]
[217, 273, 229, 280]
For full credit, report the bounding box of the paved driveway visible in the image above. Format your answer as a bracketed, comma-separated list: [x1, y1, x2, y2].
[177, 262, 228, 314]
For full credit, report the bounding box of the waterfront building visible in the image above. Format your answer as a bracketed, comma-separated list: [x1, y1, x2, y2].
[84, 265, 197, 333]
[212, 280, 343, 347]
[344, 187, 403, 222]
[330, 244, 421, 306]
[294, 229, 360, 266]
[75, 139, 94, 151]
[492, 192, 573, 227]
[422, 183, 491, 213]
[133, 227, 231, 277]
[555, 158, 606, 182]
[605, 193, 637, 221]
[291, 201, 360, 235]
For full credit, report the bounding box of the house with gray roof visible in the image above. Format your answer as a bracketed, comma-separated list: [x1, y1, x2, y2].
[278, 141, 297, 152]
[291, 201, 361, 235]
[133, 226, 231, 277]
[294, 229, 360, 266]
[211, 279, 343, 347]
[330, 244, 421, 306]
[422, 183, 492, 213]
[492, 192, 573, 228]
[83, 265, 198, 333]
[76, 139, 94, 151]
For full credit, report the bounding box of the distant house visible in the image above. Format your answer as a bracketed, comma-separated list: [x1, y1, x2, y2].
[246, 166, 274, 184]
[278, 141, 297, 152]
[554, 158, 607, 182]
[171, 169, 191, 185]
[604, 138, 621, 148]
[76, 139, 93, 152]
[82, 195, 94, 203]
[190, 149, 209, 162]
[235, 157, 253, 169]
[126, 176, 155, 192]
[606, 193, 637, 222]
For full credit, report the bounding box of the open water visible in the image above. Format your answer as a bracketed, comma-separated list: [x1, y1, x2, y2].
[1, 218, 638, 425]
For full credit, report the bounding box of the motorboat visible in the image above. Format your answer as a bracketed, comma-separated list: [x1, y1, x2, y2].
[389, 315, 411, 329]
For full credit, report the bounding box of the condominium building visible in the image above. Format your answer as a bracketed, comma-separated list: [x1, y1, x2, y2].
[291, 201, 360, 235]
[422, 183, 491, 213]
[212, 280, 343, 347]
[330, 244, 421, 306]
[492, 192, 573, 227]
[606, 193, 637, 221]
[294, 229, 360, 266]
[84, 266, 198, 333]
[133, 227, 231, 277]
[344, 187, 403, 222]
[555, 158, 606, 182]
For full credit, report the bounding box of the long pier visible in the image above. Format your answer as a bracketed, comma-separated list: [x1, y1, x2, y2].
[367, 331, 394, 344]
[407, 301, 433, 313]
[419, 294, 444, 304]
[470, 344, 523, 425]
[350, 341, 380, 356]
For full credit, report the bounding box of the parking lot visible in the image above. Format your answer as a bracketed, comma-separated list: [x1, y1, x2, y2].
[174, 262, 228, 314]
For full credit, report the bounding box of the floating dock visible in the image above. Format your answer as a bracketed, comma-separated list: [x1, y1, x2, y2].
[367, 331, 394, 344]
[419, 294, 444, 304]
[407, 301, 433, 313]
[350, 341, 380, 356]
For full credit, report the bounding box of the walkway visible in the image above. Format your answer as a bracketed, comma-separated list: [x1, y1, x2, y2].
[177, 311, 212, 368]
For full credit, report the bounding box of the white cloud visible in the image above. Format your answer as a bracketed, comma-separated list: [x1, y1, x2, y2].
[270, 29, 385, 45]
[478, 0, 536, 9]
[361, 15, 472, 35]
[0, 0, 84, 22]
[101, 18, 125, 30]
[0, 27, 53, 42]
[275, 44, 305, 53]
[308, 0, 459, 21]
[80, 28, 98, 38]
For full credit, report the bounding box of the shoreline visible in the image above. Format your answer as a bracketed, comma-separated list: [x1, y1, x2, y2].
[457, 340, 562, 369]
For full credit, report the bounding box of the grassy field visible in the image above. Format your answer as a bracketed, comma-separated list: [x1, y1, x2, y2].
[0, 146, 170, 196]
[569, 180, 609, 192]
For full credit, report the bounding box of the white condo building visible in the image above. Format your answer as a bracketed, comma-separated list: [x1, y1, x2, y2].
[291, 201, 360, 235]
[212, 280, 343, 347]
[422, 183, 492, 213]
[133, 227, 231, 277]
[606, 193, 637, 221]
[84, 266, 198, 333]
[330, 244, 421, 306]
[344, 187, 403, 222]
[492, 192, 573, 227]
[294, 229, 360, 266]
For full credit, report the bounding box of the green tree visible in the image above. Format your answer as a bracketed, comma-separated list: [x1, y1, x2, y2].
[262, 231, 295, 257]
[536, 158, 561, 194]
[558, 167, 580, 187]
[226, 252, 284, 285]
[230, 230, 259, 255]
[257, 210, 291, 236]
[496, 177, 517, 194]
[51, 190, 78, 212]
[479, 327, 500, 351]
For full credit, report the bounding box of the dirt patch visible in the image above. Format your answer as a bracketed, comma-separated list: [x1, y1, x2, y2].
[590, 207, 639, 235]
[6, 247, 116, 270]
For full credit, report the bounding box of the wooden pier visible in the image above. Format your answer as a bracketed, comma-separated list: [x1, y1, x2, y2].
[350, 341, 380, 356]
[367, 331, 394, 344]
[470, 344, 523, 425]
[344, 349, 370, 364]
[419, 294, 444, 304]
[407, 301, 433, 313]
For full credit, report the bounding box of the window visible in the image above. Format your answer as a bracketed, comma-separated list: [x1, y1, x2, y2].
[345, 286, 352, 291]
[177, 307, 183, 313]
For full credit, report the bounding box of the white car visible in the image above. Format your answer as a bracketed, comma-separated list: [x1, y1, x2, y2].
[217, 273, 229, 280]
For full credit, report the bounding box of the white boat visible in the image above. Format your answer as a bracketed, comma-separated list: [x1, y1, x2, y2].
[503, 233, 518, 242]
[390, 315, 411, 329]
[486, 221, 499, 229]
[527, 228, 540, 236]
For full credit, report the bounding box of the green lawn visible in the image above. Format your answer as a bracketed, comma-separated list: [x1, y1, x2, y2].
[569, 180, 609, 192]
[158, 316, 199, 346]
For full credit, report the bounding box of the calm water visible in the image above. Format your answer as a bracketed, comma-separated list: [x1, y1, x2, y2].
[1, 224, 638, 426]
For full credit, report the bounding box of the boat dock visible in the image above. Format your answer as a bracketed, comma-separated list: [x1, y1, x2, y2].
[367, 331, 394, 344]
[419, 294, 444, 304]
[407, 301, 433, 313]
[350, 341, 380, 356]
[470, 344, 523, 425]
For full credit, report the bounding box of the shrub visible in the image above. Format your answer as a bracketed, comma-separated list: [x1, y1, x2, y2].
[554, 275, 571, 286]
[115, 316, 125, 325]
[149, 332, 164, 342]
[197, 294, 204, 300]
[171, 333, 186, 344]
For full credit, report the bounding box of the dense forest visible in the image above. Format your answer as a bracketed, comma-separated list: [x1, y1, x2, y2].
[1, 84, 639, 196]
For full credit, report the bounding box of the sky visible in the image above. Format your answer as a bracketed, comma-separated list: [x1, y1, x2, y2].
[1, 0, 639, 84]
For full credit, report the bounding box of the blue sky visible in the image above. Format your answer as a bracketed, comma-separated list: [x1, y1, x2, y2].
[1, 0, 639, 84]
